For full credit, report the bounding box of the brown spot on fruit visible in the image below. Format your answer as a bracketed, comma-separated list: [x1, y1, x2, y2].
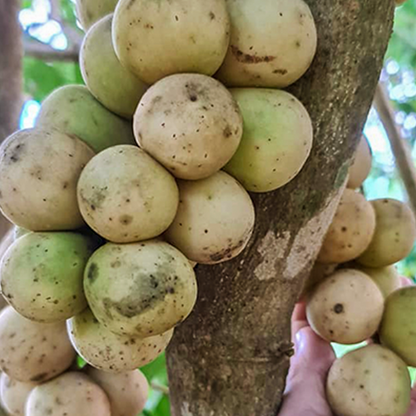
[231, 45, 276, 64]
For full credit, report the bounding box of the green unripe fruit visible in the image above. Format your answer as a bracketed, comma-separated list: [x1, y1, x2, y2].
[67, 308, 173, 372]
[327, 345, 411, 416]
[36, 85, 135, 153]
[84, 240, 197, 337]
[355, 265, 401, 299]
[75, 0, 118, 30]
[223, 89, 313, 192]
[380, 286, 416, 367]
[81, 15, 147, 118]
[1, 232, 96, 323]
[357, 199, 416, 267]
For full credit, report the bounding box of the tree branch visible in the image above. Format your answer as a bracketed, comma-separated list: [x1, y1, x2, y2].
[24, 37, 79, 62]
[373, 83, 416, 215]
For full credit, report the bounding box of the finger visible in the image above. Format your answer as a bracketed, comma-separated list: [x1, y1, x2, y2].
[404, 383, 416, 416]
[292, 302, 308, 339]
[280, 327, 335, 416]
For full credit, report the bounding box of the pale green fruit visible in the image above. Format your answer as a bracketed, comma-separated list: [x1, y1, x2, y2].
[223, 89, 313, 192]
[327, 345, 411, 416]
[165, 171, 255, 264]
[354, 265, 401, 299]
[317, 189, 376, 264]
[77, 145, 179, 243]
[357, 199, 416, 267]
[0, 306, 75, 382]
[67, 308, 173, 372]
[25, 372, 111, 416]
[36, 85, 135, 152]
[75, 0, 118, 30]
[134, 74, 242, 180]
[0, 373, 37, 416]
[1, 232, 95, 323]
[306, 269, 384, 344]
[347, 136, 372, 189]
[112, 0, 230, 84]
[84, 240, 197, 337]
[0, 128, 94, 231]
[216, 0, 317, 88]
[380, 286, 416, 366]
[86, 368, 148, 416]
[81, 15, 147, 118]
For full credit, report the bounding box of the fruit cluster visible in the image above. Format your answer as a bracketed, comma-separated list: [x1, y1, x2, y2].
[0, 0, 318, 414]
[305, 136, 416, 416]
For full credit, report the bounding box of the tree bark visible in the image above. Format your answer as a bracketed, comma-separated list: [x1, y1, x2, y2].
[0, 0, 22, 238]
[167, 1, 395, 416]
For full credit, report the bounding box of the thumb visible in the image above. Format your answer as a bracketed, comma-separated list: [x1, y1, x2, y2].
[279, 327, 335, 416]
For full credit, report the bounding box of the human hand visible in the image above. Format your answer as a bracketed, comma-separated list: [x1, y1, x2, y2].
[279, 299, 416, 416]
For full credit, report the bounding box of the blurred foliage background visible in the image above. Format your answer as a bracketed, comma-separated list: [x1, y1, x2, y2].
[16, 0, 416, 414]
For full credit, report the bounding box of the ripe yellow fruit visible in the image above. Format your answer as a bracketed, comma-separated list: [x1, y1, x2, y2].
[112, 0, 230, 84]
[134, 74, 243, 180]
[0, 128, 94, 231]
[216, 0, 317, 88]
[347, 136, 372, 189]
[306, 269, 384, 344]
[317, 189, 376, 264]
[327, 344, 411, 416]
[165, 171, 255, 264]
[77, 145, 179, 243]
[357, 199, 416, 267]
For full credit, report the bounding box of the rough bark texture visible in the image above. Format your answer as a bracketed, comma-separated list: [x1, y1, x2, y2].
[0, 0, 22, 238]
[167, 1, 395, 415]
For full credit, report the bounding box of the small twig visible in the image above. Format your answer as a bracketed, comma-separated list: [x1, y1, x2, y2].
[24, 37, 79, 62]
[373, 82, 416, 215]
[151, 381, 170, 396]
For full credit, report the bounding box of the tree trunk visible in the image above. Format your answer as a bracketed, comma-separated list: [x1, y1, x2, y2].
[167, 1, 395, 415]
[0, 0, 22, 238]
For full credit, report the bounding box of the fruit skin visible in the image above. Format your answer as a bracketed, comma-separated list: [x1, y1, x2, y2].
[317, 189, 376, 264]
[357, 199, 416, 267]
[112, 0, 230, 84]
[1, 232, 96, 323]
[223, 89, 313, 192]
[67, 308, 173, 372]
[75, 0, 118, 30]
[0, 306, 75, 383]
[134, 73, 243, 180]
[84, 240, 197, 337]
[301, 262, 338, 299]
[347, 136, 372, 189]
[354, 264, 401, 299]
[165, 171, 255, 264]
[13, 227, 29, 240]
[0, 128, 94, 231]
[77, 145, 179, 243]
[306, 269, 384, 344]
[0, 373, 37, 416]
[216, 0, 317, 88]
[25, 372, 111, 416]
[326, 344, 411, 416]
[380, 286, 416, 367]
[80, 15, 147, 119]
[36, 85, 135, 153]
[86, 367, 149, 416]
